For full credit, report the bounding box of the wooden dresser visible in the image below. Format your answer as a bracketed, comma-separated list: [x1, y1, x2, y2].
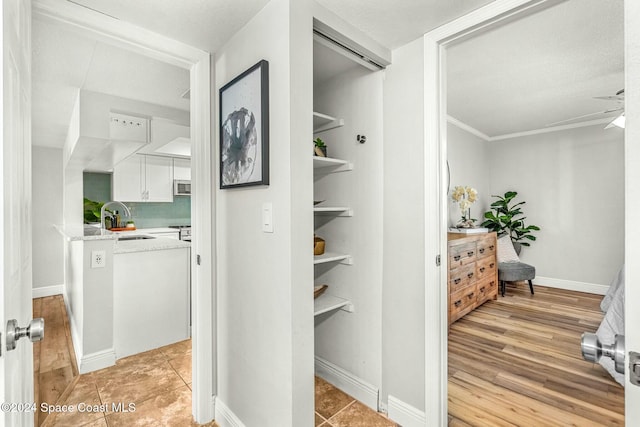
[447, 232, 498, 325]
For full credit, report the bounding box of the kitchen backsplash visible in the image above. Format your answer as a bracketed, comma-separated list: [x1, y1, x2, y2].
[83, 172, 190, 228]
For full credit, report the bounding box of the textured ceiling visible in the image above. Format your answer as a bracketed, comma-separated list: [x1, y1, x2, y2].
[447, 0, 624, 138]
[68, 0, 270, 53]
[316, 0, 494, 49]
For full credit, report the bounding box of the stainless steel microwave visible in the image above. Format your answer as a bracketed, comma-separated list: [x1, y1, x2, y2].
[174, 180, 191, 196]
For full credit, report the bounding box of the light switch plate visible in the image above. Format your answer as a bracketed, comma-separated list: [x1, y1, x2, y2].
[262, 203, 273, 233]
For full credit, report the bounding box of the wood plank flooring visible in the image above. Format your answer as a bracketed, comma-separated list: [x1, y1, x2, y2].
[448, 284, 624, 426]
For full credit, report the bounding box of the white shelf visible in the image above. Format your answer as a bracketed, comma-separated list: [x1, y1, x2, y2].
[313, 111, 344, 133]
[314, 294, 354, 316]
[314, 207, 353, 216]
[313, 156, 353, 172]
[313, 252, 353, 265]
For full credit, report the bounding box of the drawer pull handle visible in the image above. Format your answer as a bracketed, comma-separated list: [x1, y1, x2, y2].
[480, 287, 485, 292]
[467, 272, 474, 278]
[454, 278, 461, 284]
[468, 292, 474, 299]
[454, 300, 462, 307]
[479, 248, 485, 254]
[467, 251, 474, 257]
[479, 267, 485, 273]
[454, 255, 461, 261]
[490, 263, 495, 268]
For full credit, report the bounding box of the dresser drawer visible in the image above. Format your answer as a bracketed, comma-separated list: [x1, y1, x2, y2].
[476, 236, 496, 260]
[449, 242, 477, 269]
[476, 276, 498, 304]
[449, 264, 476, 293]
[450, 284, 477, 320]
[476, 256, 497, 281]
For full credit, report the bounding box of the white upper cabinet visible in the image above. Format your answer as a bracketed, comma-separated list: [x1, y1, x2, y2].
[113, 154, 173, 202]
[173, 158, 191, 181]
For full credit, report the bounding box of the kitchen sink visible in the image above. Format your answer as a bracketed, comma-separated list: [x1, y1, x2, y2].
[117, 235, 156, 241]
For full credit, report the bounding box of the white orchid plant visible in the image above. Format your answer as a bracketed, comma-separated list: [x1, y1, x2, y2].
[452, 185, 478, 228]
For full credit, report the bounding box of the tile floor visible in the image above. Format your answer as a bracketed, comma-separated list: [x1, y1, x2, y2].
[37, 296, 396, 426]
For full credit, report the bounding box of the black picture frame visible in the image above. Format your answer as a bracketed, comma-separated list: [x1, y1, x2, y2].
[219, 60, 269, 189]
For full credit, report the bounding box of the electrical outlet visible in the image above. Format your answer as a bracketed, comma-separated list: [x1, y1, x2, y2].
[91, 250, 106, 268]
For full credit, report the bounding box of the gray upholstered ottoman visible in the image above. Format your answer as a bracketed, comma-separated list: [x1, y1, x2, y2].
[498, 262, 535, 296]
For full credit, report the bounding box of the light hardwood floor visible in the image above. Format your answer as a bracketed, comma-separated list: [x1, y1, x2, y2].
[448, 284, 624, 426]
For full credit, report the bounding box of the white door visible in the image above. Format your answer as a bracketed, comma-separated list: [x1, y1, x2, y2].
[624, 1, 640, 423]
[1, 1, 35, 426]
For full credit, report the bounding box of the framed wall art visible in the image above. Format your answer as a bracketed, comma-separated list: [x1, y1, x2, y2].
[219, 60, 269, 189]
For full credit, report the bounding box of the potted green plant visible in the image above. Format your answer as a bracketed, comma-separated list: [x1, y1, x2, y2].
[83, 197, 104, 224]
[481, 191, 540, 252]
[313, 137, 327, 157]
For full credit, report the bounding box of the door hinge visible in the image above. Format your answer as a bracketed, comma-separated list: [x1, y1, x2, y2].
[196, 254, 201, 265]
[436, 255, 441, 266]
[630, 351, 640, 386]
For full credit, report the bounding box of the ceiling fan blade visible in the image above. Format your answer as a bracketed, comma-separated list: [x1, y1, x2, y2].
[594, 95, 625, 101]
[547, 108, 623, 127]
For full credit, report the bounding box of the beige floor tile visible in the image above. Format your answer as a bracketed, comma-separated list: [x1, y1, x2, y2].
[45, 376, 104, 427]
[158, 339, 192, 360]
[314, 377, 355, 420]
[78, 416, 108, 427]
[316, 411, 329, 426]
[168, 352, 192, 384]
[105, 384, 214, 427]
[329, 401, 397, 427]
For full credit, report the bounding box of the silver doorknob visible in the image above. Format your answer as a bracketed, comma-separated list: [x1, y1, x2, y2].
[581, 332, 625, 374]
[5, 318, 45, 351]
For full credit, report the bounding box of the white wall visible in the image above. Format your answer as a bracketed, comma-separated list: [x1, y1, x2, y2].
[313, 66, 384, 389]
[488, 124, 624, 286]
[447, 123, 490, 227]
[214, 0, 314, 425]
[32, 147, 64, 289]
[381, 37, 426, 412]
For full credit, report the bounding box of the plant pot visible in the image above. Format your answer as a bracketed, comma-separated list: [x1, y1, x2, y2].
[314, 146, 327, 157]
[314, 235, 325, 255]
[513, 241, 522, 255]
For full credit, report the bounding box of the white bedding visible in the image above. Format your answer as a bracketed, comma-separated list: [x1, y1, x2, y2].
[596, 265, 625, 386]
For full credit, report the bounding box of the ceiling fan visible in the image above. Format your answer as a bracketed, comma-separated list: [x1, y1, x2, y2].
[548, 89, 625, 129]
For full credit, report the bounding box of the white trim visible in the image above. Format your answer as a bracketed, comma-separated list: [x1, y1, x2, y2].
[387, 395, 426, 427]
[32, 284, 64, 298]
[32, 1, 215, 423]
[447, 115, 490, 141]
[213, 396, 247, 427]
[535, 276, 609, 295]
[489, 118, 613, 141]
[78, 348, 117, 374]
[314, 356, 379, 411]
[424, 1, 559, 425]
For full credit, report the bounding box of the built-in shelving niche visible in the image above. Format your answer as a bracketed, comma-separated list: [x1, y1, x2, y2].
[313, 111, 353, 317]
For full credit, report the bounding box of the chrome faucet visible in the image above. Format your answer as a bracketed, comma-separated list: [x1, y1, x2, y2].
[101, 201, 132, 230]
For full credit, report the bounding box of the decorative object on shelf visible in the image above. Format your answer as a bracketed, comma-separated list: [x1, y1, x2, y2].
[314, 235, 326, 255]
[314, 284, 328, 299]
[451, 185, 478, 228]
[126, 220, 136, 229]
[314, 137, 327, 157]
[314, 200, 325, 206]
[220, 60, 269, 189]
[481, 191, 540, 249]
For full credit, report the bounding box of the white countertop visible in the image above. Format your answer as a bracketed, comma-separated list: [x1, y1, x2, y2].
[55, 224, 118, 241]
[114, 236, 190, 254]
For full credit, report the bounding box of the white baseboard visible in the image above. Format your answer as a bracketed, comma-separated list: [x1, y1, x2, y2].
[32, 284, 64, 298]
[214, 396, 246, 427]
[535, 276, 608, 295]
[314, 356, 379, 411]
[387, 395, 426, 427]
[78, 348, 116, 374]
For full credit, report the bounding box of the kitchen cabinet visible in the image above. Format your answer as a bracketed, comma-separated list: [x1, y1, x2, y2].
[173, 158, 191, 181]
[112, 154, 173, 202]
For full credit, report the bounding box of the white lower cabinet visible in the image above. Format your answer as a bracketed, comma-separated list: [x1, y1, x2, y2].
[113, 246, 190, 359]
[113, 154, 174, 202]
